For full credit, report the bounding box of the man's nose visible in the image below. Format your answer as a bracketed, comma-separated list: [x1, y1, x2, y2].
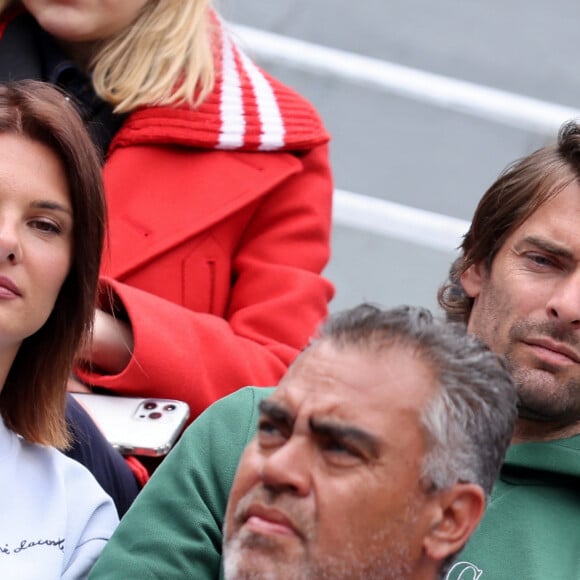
[546, 272, 580, 327]
[260, 436, 312, 497]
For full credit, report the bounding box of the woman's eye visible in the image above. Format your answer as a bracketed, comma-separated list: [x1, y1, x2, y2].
[29, 219, 62, 234]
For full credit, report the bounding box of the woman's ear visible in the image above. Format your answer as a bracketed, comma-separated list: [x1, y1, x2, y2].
[422, 483, 486, 564]
[460, 263, 485, 299]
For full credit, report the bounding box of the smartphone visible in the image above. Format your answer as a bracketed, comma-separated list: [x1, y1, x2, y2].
[71, 393, 190, 457]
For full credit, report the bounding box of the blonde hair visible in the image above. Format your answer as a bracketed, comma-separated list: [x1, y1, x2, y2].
[1, 0, 216, 113]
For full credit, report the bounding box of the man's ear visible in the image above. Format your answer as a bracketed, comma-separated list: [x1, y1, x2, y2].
[460, 263, 485, 299]
[423, 483, 486, 564]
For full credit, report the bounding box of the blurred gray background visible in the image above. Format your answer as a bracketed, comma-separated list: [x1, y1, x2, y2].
[220, 0, 580, 313]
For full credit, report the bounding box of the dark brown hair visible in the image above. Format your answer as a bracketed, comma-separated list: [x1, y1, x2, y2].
[0, 81, 105, 448]
[439, 121, 580, 323]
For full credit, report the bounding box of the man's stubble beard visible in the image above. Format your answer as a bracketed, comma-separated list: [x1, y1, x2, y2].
[504, 320, 580, 423]
[223, 532, 415, 580]
[223, 494, 419, 580]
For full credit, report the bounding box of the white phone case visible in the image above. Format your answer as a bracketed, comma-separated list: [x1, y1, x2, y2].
[71, 393, 190, 456]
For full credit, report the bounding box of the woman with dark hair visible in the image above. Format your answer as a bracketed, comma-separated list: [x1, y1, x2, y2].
[0, 80, 118, 578]
[0, 1, 334, 441]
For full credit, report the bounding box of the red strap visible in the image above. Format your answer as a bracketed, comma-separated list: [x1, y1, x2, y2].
[124, 455, 150, 488]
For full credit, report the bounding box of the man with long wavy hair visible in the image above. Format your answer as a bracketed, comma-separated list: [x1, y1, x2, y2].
[439, 121, 580, 580]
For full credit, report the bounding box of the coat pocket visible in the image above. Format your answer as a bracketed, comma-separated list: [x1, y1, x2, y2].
[181, 234, 230, 316]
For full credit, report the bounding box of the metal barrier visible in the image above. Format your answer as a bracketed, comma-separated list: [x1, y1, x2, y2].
[231, 24, 580, 252]
[232, 24, 580, 135]
[333, 190, 468, 253]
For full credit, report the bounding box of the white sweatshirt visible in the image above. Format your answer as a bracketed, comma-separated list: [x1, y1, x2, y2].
[0, 417, 119, 579]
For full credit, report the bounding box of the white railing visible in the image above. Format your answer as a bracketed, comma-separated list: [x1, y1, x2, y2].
[233, 24, 580, 135]
[333, 190, 468, 253]
[231, 24, 579, 253]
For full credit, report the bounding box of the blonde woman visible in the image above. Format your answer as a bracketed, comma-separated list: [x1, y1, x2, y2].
[0, 2, 334, 461]
[0, 80, 118, 579]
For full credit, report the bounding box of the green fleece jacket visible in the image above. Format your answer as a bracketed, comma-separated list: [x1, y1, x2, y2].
[445, 435, 580, 580]
[90, 387, 272, 579]
[92, 387, 580, 579]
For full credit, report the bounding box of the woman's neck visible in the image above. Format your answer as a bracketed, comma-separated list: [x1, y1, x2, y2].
[55, 39, 99, 72]
[0, 344, 23, 396]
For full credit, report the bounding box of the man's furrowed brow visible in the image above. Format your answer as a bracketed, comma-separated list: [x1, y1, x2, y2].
[520, 235, 575, 260]
[309, 417, 382, 459]
[258, 399, 294, 428]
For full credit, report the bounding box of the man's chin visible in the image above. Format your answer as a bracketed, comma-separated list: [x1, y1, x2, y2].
[514, 369, 580, 423]
[511, 363, 560, 394]
[224, 534, 303, 580]
[224, 552, 297, 580]
[511, 365, 566, 415]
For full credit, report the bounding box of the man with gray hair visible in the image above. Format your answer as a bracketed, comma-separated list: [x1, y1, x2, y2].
[91, 304, 517, 579]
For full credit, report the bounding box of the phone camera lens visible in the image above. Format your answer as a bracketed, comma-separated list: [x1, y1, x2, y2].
[163, 404, 177, 412]
[143, 402, 157, 410]
[149, 411, 162, 420]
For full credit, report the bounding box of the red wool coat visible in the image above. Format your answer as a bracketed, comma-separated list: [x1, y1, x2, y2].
[74, 34, 335, 421]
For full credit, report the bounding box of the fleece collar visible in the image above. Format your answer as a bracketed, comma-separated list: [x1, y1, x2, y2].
[502, 434, 580, 482]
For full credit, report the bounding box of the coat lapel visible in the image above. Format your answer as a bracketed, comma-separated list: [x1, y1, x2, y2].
[103, 146, 301, 278]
